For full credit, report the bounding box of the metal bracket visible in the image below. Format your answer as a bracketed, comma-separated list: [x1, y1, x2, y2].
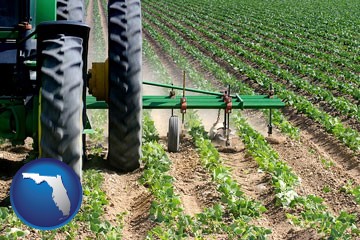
[181, 71, 186, 123]
[268, 84, 274, 136]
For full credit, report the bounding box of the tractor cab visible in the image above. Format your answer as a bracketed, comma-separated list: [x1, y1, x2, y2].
[0, 0, 35, 96]
[0, 0, 20, 28]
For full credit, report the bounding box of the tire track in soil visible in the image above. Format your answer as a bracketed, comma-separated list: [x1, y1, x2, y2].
[85, 0, 95, 66]
[101, 169, 155, 240]
[165, 139, 220, 216]
[96, 0, 108, 52]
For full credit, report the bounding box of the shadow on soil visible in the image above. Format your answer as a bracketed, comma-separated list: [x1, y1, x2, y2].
[0, 159, 25, 178]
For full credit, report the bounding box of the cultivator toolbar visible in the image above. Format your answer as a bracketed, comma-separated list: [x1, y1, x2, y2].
[86, 75, 285, 151]
[87, 80, 284, 111]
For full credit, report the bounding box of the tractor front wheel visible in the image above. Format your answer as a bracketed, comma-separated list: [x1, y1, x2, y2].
[107, 0, 142, 172]
[39, 35, 84, 179]
[57, 0, 85, 22]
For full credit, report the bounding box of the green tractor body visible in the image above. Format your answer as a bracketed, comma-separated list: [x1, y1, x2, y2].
[0, 0, 89, 178]
[0, 0, 56, 144]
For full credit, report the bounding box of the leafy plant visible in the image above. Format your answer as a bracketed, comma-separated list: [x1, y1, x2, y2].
[341, 181, 360, 205]
[321, 158, 334, 169]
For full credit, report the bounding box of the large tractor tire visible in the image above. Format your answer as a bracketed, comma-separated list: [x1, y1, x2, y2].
[57, 0, 85, 22]
[39, 35, 84, 179]
[57, 0, 88, 161]
[108, 0, 142, 172]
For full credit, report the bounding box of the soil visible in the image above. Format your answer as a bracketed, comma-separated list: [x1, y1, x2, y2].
[96, 163, 155, 240]
[165, 138, 220, 216]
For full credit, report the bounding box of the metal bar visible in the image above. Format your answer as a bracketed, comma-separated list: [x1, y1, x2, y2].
[17, 30, 37, 46]
[143, 81, 226, 97]
[142, 100, 284, 109]
[268, 109, 273, 136]
[86, 95, 285, 110]
[182, 72, 186, 98]
[226, 85, 231, 146]
[86, 96, 107, 109]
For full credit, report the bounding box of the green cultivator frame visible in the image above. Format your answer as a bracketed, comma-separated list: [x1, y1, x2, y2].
[87, 81, 284, 110]
[87, 78, 284, 151]
[0, 0, 284, 178]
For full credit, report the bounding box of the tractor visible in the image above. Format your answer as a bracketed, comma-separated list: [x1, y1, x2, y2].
[0, 0, 284, 179]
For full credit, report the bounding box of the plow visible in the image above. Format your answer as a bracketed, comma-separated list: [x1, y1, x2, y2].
[0, 0, 284, 178]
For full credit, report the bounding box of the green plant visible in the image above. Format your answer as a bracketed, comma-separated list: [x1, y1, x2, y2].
[0, 207, 29, 239]
[321, 158, 334, 169]
[77, 169, 124, 238]
[322, 186, 331, 193]
[142, 111, 160, 143]
[341, 181, 360, 205]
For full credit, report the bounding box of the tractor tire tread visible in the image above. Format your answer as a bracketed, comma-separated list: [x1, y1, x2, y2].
[57, 0, 85, 22]
[39, 35, 83, 178]
[108, 0, 142, 172]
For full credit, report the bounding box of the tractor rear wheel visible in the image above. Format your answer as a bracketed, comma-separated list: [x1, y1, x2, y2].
[57, 0, 85, 22]
[107, 0, 142, 172]
[39, 35, 84, 179]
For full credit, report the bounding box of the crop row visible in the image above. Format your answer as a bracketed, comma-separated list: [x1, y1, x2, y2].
[142, 4, 360, 152]
[92, 0, 106, 62]
[233, 115, 359, 238]
[142, 46, 273, 238]
[186, 111, 359, 239]
[145, 1, 360, 125]
[100, 0, 108, 22]
[141, 116, 265, 239]
[142, 21, 359, 238]
[164, 0, 360, 75]
[181, 0, 360, 60]
[223, 0, 360, 43]
[154, 0, 360, 100]
[142, 111, 271, 239]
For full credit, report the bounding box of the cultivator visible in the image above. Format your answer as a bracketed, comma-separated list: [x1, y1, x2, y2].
[88, 73, 284, 151]
[0, 0, 284, 178]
